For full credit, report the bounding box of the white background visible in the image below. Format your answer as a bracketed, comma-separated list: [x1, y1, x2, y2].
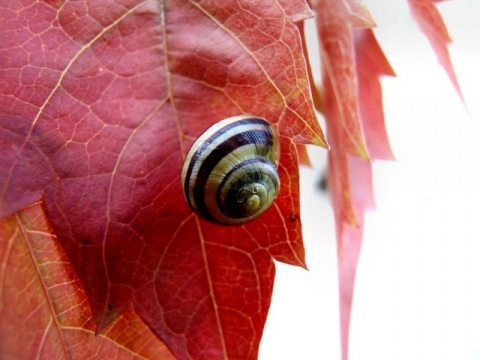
[260, 0, 480, 359]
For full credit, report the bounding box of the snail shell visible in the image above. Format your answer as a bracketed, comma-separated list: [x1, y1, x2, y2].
[182, 115, 280, 225]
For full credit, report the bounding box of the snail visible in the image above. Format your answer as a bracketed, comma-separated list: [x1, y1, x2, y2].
[182, 115, 280, 225]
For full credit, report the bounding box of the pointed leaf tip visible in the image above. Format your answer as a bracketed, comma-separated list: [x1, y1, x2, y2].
[408, 0, 465, 102]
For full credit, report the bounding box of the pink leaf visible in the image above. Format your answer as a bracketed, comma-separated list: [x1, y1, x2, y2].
[313, 2, 395, 359]
[354, 29, 396, 161]
[408, 0, 464, 101]
[316, 0, 372, 159]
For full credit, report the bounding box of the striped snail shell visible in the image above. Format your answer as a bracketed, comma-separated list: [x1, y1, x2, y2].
[182, 115, 280, 225]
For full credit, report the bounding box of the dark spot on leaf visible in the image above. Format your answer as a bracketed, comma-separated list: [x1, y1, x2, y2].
[107, 303, 114, 311]
[289, 214, 298, 222]
[80, 239, 89, 246]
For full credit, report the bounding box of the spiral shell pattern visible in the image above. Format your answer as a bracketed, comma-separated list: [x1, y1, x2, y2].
[182, 115, 280, 225]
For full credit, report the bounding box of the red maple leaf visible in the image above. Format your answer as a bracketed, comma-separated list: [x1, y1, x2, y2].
[0, 0, 325, 359]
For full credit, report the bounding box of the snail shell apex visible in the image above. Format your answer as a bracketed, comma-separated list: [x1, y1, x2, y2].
[182, 115, 280, 225]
